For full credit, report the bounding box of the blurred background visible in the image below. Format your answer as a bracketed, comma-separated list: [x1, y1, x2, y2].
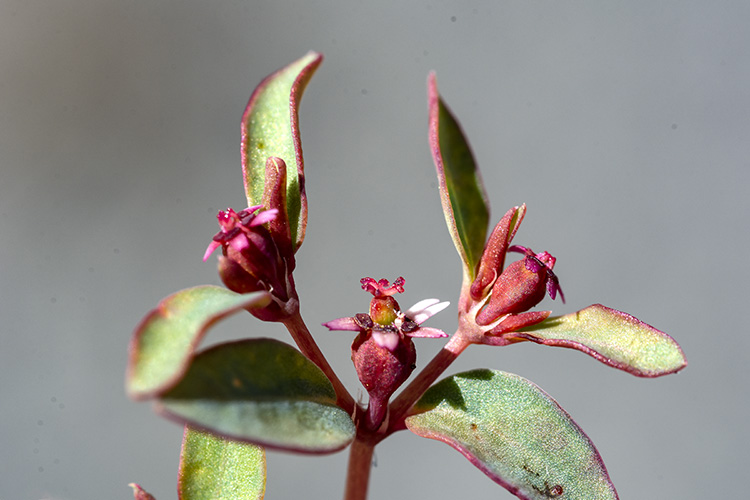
[2, 1, 747, 499]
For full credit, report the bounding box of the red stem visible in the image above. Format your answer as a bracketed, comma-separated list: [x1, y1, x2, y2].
[341, 329, 472, 499]
[387, 333, 470, 433]
[283, 312, 356, 415]
[344, 435, 376, 500]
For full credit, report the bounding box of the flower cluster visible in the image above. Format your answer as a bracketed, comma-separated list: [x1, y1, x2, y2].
[204, 205, 298, 321]
[462, 205, 564, 342]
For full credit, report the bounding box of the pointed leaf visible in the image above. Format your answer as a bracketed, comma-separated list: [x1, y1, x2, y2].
[428, 73, 490, 280]
[129, 484, 157, 500]
[178, 425, 266, 500]
[127, 286, 271, 399]
[510, 304, 687, 377]
[406, 370, 618, 500]
[241, 52, 322, 249]
[157, 338, 355, 454]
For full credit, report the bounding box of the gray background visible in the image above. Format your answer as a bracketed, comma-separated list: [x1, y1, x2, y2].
[2, 1, 747, 499]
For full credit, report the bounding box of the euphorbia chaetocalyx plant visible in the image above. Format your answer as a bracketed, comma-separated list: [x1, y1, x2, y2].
[127, 52, 686, 500]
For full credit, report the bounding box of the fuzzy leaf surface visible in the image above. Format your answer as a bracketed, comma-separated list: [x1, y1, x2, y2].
[241, 51, 322, 248]
[127, 286, 271, 399]
[178, 425, 266, 500]
[406, 369, 618, 500]
[428, 73, 489, 280]
[510, 304, 686, 377]
[157, 338, 355, 453]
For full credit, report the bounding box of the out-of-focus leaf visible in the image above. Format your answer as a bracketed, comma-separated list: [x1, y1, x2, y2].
[241, 51, 322, 249]
[510, 304, 686, 377]
[178, 425, 265, 500]
[406, 370, 618, 500]
[428, 73, 489, 280]
[129, 483, 156, 500]
[157, 338, 355, 454]
[127, 286, 270, 399]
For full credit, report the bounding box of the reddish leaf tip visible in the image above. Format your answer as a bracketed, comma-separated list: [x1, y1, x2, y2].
[129, 483, 156, 500]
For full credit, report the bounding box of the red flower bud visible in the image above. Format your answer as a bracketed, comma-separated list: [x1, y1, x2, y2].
[471, 205, 526, 301]
[475, 246, 564, 326]
[204, 206, 298, 321]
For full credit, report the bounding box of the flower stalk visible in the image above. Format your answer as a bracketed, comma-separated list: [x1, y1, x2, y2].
[386, 333, 470, 432]
[283, 312, 356, 415]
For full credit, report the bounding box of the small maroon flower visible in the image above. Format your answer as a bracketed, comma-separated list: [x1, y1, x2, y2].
[324, 277, 449, 350]
[324, 277, 448, 428]
[475, 244, 564, 325]
[203, 205, 298, 321]
[463, 205, 564, 340]
[203, 206, 278, 262]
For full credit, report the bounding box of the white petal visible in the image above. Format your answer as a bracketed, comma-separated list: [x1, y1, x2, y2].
[406, 299, 450, 324]
[372, 331, 400, 351]
[406, 327, 449, 338]
[405, 298, 440, 315]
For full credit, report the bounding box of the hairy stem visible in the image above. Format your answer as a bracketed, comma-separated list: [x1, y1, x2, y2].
[283, 312, 356, 414]
[344, 435, 376, 500]
[387, 333, 470, 432]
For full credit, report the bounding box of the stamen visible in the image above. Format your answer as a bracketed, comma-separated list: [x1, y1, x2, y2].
[354, 313, 374, 329]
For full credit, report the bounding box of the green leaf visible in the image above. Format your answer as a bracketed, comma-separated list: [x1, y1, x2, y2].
[178, 426, 266, 500]
[406, 370, 618, 500]
[157, 338, 355, 454]
[127, 286, 271, 399]
[241, 51, 322, 248]
[428, 73, 490, 281]
[510, 304, 687, 377]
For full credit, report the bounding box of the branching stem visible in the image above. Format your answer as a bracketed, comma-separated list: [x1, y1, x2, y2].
[387, 332, 470, 433]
